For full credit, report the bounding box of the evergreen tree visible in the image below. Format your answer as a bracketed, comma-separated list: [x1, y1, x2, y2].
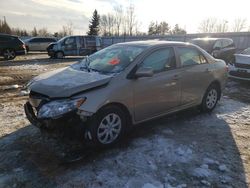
[0, 16, 11, 34]
[171, 24, 186, 34]
[31, 27, 38, 36]
[87, 9, 100, 36]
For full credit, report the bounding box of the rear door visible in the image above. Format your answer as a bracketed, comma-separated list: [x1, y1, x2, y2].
[176, 46, 214, 106]
[40, 38, 55, 51]
[133, 47, 181, 122]
[29, 38, 42, 51]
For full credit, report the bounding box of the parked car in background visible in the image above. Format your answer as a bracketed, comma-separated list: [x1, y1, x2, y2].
[24, 41, 228, 147]
[0, 33, 26, 60]
[228, 47, 250, 81]
[190, 38, 236, 64]
[24, 37, 57, 52]
[47, 35, 102, 58]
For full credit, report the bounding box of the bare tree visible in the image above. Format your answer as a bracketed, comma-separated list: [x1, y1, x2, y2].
[0, 16, 11, 34]
[198, 18, 217, 33]
[100, 15, 108, 36]
[63, 21, 74, 36]
[215, 20, 228, 33]
[113, 5, 123, 36]
[107, 13, 115, 36]
[232, 18, 247, 32]
[126, 4, 136, 36]
[38, 28, 50, 37]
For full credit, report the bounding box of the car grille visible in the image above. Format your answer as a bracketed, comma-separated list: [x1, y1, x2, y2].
[229, 71, 250, 78]
[234, 63, 250, 69]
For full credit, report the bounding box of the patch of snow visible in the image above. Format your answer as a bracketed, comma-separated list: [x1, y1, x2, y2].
[201, 180, 211, 186]
[142, 183, 163, 188]
[0, 84, 20, 90]
[218, 164, 228, 172]
[19, 90, 29, 96]
[203, 158, 216, 165]
[191, 165, 213, 178]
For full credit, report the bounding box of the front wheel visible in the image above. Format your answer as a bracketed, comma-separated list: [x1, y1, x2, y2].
[200, 84, 220, 112]
[3, 49, 16, 60]
[55, 51, 64, 59]
[85, 105, 127, 147]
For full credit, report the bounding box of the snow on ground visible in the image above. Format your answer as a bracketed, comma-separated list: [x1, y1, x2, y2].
[0, 54, 249, 187]
[0, 96, 248, 188]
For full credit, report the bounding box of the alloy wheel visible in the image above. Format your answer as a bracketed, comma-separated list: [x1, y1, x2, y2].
[97, 113, 122, 144]
[206, 89, 218, 109]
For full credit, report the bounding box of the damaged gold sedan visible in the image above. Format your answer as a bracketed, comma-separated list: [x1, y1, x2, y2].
[24, 41, 228, 146]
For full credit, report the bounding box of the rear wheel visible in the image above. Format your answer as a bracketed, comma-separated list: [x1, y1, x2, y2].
[201, 84, 220, 112]
[55, 51, 64, 59]
[3, 49, 16, 60]
[85, 105, 127, 147]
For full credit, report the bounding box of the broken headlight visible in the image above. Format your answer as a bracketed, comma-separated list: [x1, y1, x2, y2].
[37, 98, 86, 119]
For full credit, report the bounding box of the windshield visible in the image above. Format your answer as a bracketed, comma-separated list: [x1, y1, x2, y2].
[241, 48, 250, 55]
[81, 44, 147, 73]
[58, 36, 68, 43]
[190, 40, 215, 52]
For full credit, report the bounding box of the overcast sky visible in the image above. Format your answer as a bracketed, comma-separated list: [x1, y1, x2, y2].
[0, 0, 250, 34]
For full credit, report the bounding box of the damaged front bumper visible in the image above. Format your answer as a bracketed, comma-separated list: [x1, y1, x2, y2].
[24, 102, 82, 131]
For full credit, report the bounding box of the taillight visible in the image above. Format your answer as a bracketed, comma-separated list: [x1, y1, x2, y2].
[22, 44, 26, 49]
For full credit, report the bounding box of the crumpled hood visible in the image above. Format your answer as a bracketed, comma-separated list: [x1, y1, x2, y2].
[235, 54, 250, 65]
[29, 67, 112, 98]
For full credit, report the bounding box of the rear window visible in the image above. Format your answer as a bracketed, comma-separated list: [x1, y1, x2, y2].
[0, 36, 16, 42]
[190, 39, 215, 52]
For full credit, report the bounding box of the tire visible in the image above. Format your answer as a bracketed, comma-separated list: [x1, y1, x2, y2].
[85, 105, 127, 147]
[200, 84, 220, 112]
[55, 51, 64, 59]
[26, 46, 29, 53]
[3, 49, 16, 60]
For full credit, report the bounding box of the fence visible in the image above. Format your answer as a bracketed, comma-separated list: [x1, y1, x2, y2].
[102, 32, 250, 51]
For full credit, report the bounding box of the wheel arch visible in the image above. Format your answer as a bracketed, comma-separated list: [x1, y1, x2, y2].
[208, 80, 222, 100]
[97, 102, 133, 126]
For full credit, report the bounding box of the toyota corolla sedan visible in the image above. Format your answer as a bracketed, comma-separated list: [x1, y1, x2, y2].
[24, 41, 228, 147]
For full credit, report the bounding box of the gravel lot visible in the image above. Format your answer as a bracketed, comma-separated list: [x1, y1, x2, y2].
[0, 53, 250, 188]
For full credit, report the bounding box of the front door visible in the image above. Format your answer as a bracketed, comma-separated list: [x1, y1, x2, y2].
[62, 37, 78, 56]
[133, 47, 181, 122]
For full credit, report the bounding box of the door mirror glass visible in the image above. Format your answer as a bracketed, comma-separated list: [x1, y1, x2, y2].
[213, 46, 220, 51]
[135, 67, 154, 78]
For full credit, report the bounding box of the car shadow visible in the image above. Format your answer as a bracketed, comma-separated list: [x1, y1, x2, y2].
[0, 103, 248, 187]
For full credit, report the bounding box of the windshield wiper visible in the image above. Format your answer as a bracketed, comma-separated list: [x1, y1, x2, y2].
[80, 56, 91, 72]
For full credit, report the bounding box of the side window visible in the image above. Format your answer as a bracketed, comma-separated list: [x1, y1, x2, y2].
[140, 48, 176, 73]
[64, 37, 76, 45]
[213, 40, 222, 49]
[221, 40, 230, 48]
[30, 38, 42, 43]
[178, 47, 207, 67]
[48, 38, 56, 42]
[0, 36, 9, 42]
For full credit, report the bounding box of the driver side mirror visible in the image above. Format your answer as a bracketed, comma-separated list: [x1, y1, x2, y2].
[134, 67, 154, 78]
[213, 46, 220, 51]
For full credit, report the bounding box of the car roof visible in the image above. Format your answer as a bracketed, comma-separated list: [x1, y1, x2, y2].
[191, 37, 233, 41]
[0, 33, 18, 38]
[114, 40, 193, 47]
